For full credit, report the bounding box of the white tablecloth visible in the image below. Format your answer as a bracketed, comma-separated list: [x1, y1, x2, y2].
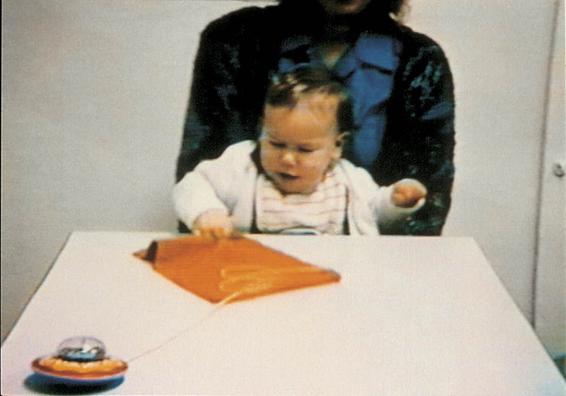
[2, 232, 564, 395]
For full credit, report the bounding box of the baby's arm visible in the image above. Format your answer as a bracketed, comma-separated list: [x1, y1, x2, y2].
[375, 179, 427, 228]
[173, 171, 233, 237]
[173, 143, 252, 237]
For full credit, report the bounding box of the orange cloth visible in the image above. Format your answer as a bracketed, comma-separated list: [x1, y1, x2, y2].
[134, 236, 340, 303]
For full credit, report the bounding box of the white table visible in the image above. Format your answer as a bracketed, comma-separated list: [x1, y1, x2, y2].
[2, 232, 565, 395]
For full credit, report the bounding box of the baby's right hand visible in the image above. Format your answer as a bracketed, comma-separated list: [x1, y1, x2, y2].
[192, 209, 234, 238]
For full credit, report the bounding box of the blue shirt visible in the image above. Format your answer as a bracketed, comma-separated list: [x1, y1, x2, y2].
[278, 33, 402, 170]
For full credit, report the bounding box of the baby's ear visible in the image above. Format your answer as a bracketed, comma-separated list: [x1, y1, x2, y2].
[332, 132, 347, 161]
[335, 132, 349, 147]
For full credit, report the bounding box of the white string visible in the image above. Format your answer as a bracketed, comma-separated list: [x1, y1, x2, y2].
[126, 263, 320, 363]
[126, 291, 242, 364]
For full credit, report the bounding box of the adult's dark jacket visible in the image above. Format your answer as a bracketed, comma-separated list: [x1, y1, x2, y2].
[176, 4, 455, 235]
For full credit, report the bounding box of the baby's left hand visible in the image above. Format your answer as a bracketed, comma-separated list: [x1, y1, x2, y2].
[392, 179, 427, 208]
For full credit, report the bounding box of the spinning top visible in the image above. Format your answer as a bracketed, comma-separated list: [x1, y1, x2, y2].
[31, 336, 127, 385]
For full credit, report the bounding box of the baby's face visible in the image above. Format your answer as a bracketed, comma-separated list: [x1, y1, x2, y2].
[260, 95, 343, 195]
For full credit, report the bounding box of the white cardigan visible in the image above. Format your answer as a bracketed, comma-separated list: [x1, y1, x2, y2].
[173, 141, 423, 235]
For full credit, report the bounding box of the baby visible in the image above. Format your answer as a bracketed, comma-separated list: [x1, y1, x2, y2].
[174, 67, 427, 238]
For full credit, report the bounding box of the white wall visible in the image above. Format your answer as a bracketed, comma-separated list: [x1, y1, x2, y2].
[2, 0, 564, 356]
[1, 0, 258, 342]
[410, 0, 557, 318]
[534, 0, 566, 358]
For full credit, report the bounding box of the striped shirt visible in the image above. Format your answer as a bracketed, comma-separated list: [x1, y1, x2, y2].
[255, 171, 347, 235]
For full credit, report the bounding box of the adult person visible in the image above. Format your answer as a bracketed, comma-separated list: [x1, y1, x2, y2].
[176, 0, 455, 235]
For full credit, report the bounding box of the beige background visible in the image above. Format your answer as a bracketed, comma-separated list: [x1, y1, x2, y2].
[2, 0, 564, 358]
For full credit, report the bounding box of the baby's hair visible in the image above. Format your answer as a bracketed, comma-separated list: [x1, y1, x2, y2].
[265, 67, 355, 134]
